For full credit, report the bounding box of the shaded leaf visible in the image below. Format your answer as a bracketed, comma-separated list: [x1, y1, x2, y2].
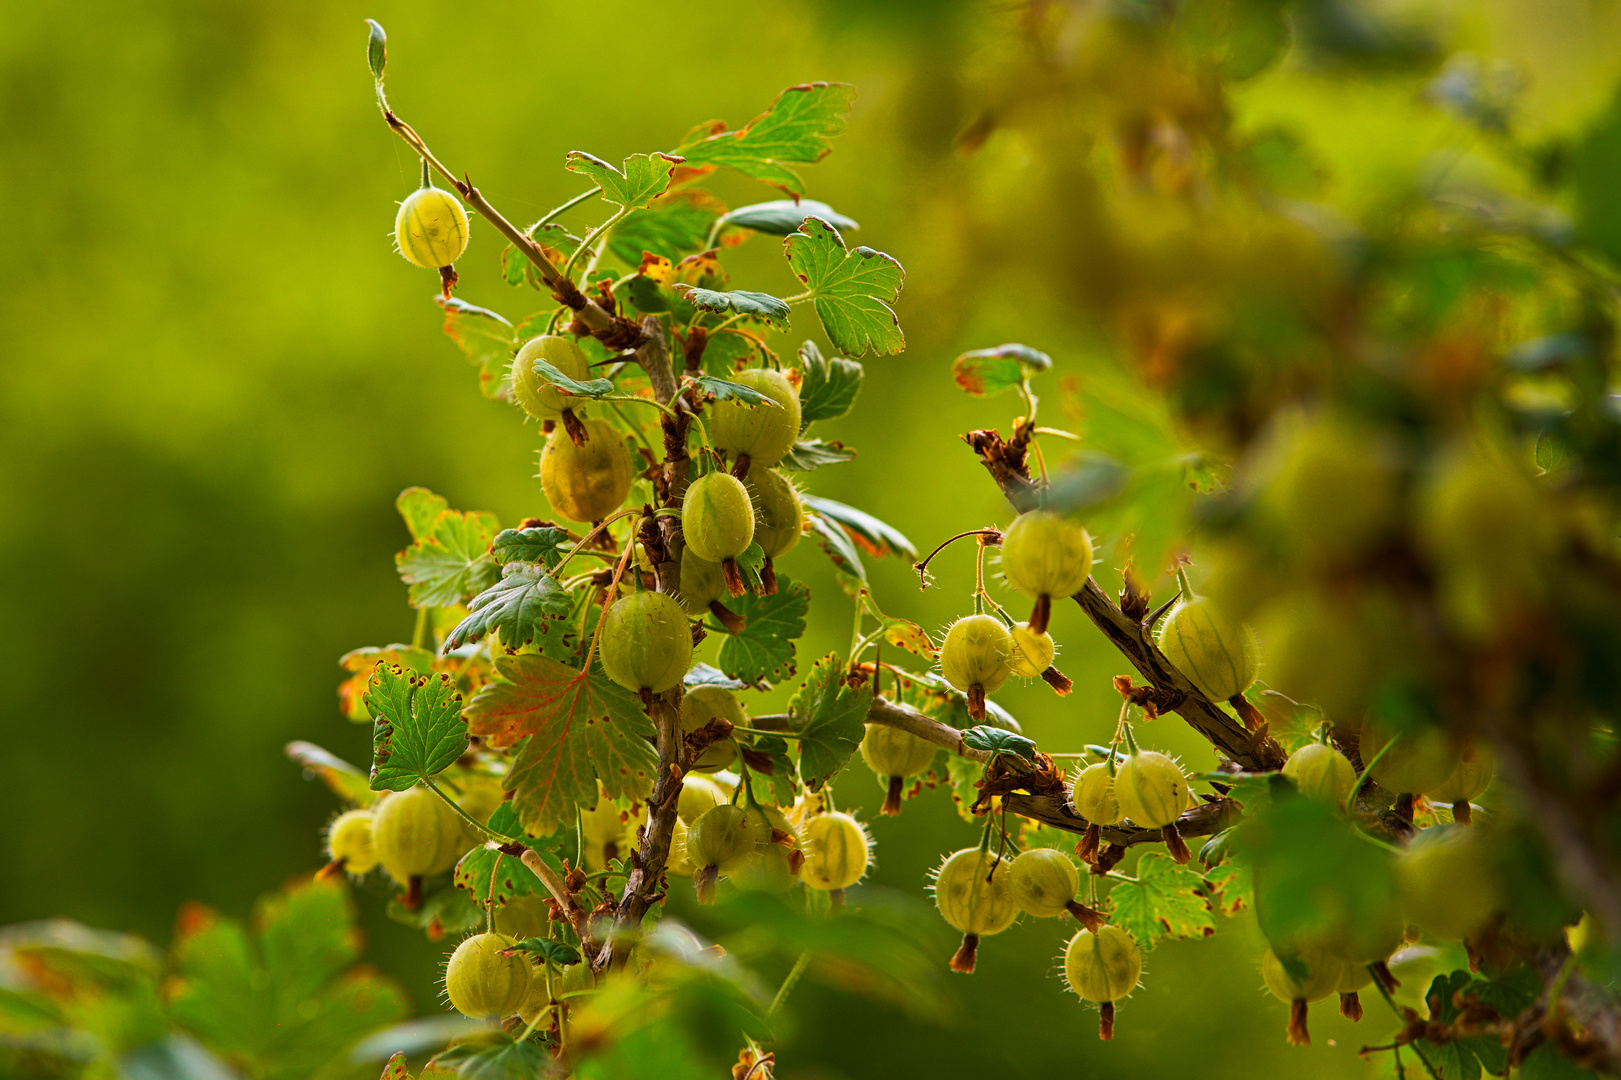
[529, 357, 615, 399]
[961, 726, 1036, 761]
[396, 508, 501, 610]
[510, 938, 582, 966]
[685, 663, 748, 690]
[779, 438, 856, 471]
[795, 340, 862, 426]
[719, 199, 859, 236]
[491, 526, 571, 569]
[675, 286, 791, 329]
[385, 881, 483, 937]
[445, 563, 574, 651]
[691, 374, 783, 408]
[951, 343, 1051, 397]
[367, 665, 468, 792]
[801, 494, 915, 559]
[791, 653, 873, 789]
[746, 733, 799, 806]
[783, 217, 905, 357]
[1106, 852, 1216, 950]
[717, 578, 810, 685]
[565, 151, 683, 210]
[807, 510, 865, 595]
[285, 741, 377, 807]
[436, 297, 516, 400]
[453, 806, 563, 910]
[676, 83, 856, 197]
[608, 190, 723, 265]
[431, 1039, 551, 1079]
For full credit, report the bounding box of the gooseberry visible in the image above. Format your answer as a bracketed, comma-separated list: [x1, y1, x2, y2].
[709, 368, 801, 468]
[511, 335, 592, 421]
[800, 811, 870, 891]
[1282, 742, 1356, 809]
[444, 932, 532, 1021]
[682, 472, 755, 564]
[1073, 763, 1122, 826]
[676, 774, 730, 824]
[1156, 593, 1259, 702]
[325, 808, 379, 875]
[372, 785, 465, 884]
[678, 549, 726, 616]
[1262, 942, 1345, 1046]
[1360, 715, 1455, 795]
[1429, 742, 1495, 822]
[1063, 925, 1142, 1039]
[1007, 624, 1055, 679]
[539, 417, 634, 523]
[860, 725, 936, 816]
[939, 614, 1013, 716]
[1010, 849, 1104, 930]
[598, 591, 693, 695]
[1397, 824, 1501, 941]
[688, 804, 764, 902]
[680, 685, 744, 771]
[745, 468, 804, 559]
[1114, 749, 1191, 863]
[395, 185, 469, 269]
[933, 848, 1017, 973]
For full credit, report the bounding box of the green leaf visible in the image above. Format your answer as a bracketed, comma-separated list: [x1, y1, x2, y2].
[675, 286, 791, 329]
[779, 438, 856, 471]
[717, 577, 809, 685]
[1466, 964, 1541, 1016]
[806, 510, 865, 594]
[1106, 852, 1216, 950]
[943, 750, 984, 823]
[167, 880, 408, 1080]
[285, 740, 378, 807]
[491, 525, 571, 569]
[366, 665, 468, 792]
[743, 733, 798, 806]
[675, 83, 856, 197]
[791, 653, 873, 789]
[395, 508, 501, 609]
[1420, 1040, 1482, 1080]
[445, 562, 574, 650]
[795, 340, 862, 426]
[960, 726, 1036, 761]
[801, 494, 915, 559]
[431, 1039, 551, 1079]
[719, 199, 859, 236]
[691, 374, 784, 407]
[453, 807, 560, 911]
[364, 19, 387, 80]
[436, 297, 517, 400]
[1457, 1035, 1509, 1076]
[733, 541, 768, 593]
[565, 151, 682, 210]
[951, 343, 1051, 397]
[396, 487, 450, 541]
[1517, 1044, 1588, 1080]
[119, 1036, 242, 1080]
[1426, 970, 1474, 1024]
[783, 217, 905, 357]
[684, 663, 747, 690]
[510, 938, 582, 966]
[386, 880, 483, 937]
[608, 191, 722, 266]
[529, 357, 615, 399]
[337, 644, 438, 722]
[466, 654, 657, 836]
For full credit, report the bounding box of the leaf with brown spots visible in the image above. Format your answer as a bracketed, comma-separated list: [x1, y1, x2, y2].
[1105, 852, 1216, 950]
[675, 83, 856, 197]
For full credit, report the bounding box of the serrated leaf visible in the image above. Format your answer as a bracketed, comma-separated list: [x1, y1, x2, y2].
[717, 578, 809, 684]
[445, 563, 574, 651]
[791, 653, 873, 790]
[466, 654, 657, 836]
[720, 200, 859, 236]
[436, 297, 517, 399]
[951, 343, 1052, 397]
[529, 357, 615, 399]
[807, 510, 865, 594]
[365, 19, 387, 80]
[795, 340, 862, 426]
[286, 740, 377, 807]
[429, 1040, 551, 1080]
[1106, 852, 1216, 950]
[960, 726, 1036, 761]
[1466, 964, 1541, 1016]
[1457, 1035, 1509, 1075]
[1518, 1044, 1588, 1080]
[943, 751, 984, 822]
[685, 663, 747, 690]
[491, 526, 571, 569]
[510, 938, 582, 966]
[675, 287, 791, 329]
[1420, 1040, 1483, 1080]
[337, 645, 438, 721]
[608, 190, 724, 266]
[396, 487, 450, 541]
[379, 1051, 409, 1080]
[167, 881, 407, 1077]
[783, 217, 904, 357]
[453, 810, 561, 911]
[691, 374, 783, 407]
[1202, 853, 1254, 917]
[676, 83, 856, 197]
[396, 509, 501, 609]
[779, 438, 856, 471]
[734, 542, 767, 592]
[801, 494, 915, 559]
[367, 665, 468, 791]
[565, 151, 682, 210]
[744, 734, 799, 806]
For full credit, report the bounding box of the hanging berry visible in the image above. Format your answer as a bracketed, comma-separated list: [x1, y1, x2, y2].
[1062, 925, 1143, 1039]
[932, 848, 1017, 973]
[599, 591, 694, 695]
[999, 510, 1094, 633]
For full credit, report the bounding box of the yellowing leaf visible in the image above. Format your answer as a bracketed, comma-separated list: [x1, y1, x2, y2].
[366, 664, 469, 792]
[395, 508, 501, 610]
[1106, 852, 1216, 950]
[565, 151, 683, 210]
[676, 83, 857, 197]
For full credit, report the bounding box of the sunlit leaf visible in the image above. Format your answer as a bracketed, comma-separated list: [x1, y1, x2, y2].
[690, 374, 783, 407]
[675, 286, 791, 329]
[396, 487, 450, 542]
[719, 199, 859, 236]
[801, 494, 915, 559]
[717, 577, 809, 685]
[950, 343, 1051, 397]
[445, 562, 574, 651]
[791, 653, 873, 789]
[490, 525, 572, 569]
[960, 726, 1036, 761]
[779, 439, 856, 471]
[608, 190, 725, 265]
[436, 297, 517, 400]
[395, 508, 501, 609]
[806, 510, 865, 595]
[783, 217, 904, 357]
[285, 740, 378, 807]
[565, 151, 684, 210]
[366, 664, 469, 792]
[795, 340, 863, 427]
[1106, 852, 1216, 950]
[528, 358, 615, 399]
[675, 83, 856, 197]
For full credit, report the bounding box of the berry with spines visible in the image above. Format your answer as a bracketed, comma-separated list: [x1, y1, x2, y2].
[598, 591, 693, 695]
[443, 932, 532, 1021]
[1062, 925, 1142, 1039]
[1428, 742, 1495, 824]
[999, 510, 1093, 632]
[801, 811, 870, 891]
[860, 725, 937, 816]
[745, 468, 804, 561]
[678, 549, 727, 616]
[676, 774, 731, 825]
[1397, 824, 1502, 941]
[511, 335, 593, 421]
[682, 472, 755, 593]
[939, 614, 1014, 720]
[679, 685, 745, 771]
[539, 417, 634, 523]
[709, 368, 802, 469]
[932, 848, 1017, 973]
[1156, 580, 1260, 704]
[372, 785, 466, 901]
[1282, 741, 1356, 809]
[1007, 624, 1055, 680]
[394, 183, 469, 269]
[1009, 848, 1105, 931]
[1073, 761, 1122, 865]
[688, 804, 765, 903]
[493, 894, 549, 941]
[323, 808, 378, 877]
[1262, 942, 1345, 1046]
[1113, 745, 1192, 863]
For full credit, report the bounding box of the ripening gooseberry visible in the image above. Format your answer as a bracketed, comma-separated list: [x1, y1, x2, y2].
[493, 894, 549, 941]
[745, 468, 804, 560]
[511, 335, 592, 421]
[682, 472, 755, 564]
[1007, 624, 1055, 679]
[1114, 751, 1188, 829]
[1009, 849, 1080, 919]
[325, 809, 379, 875]
[709, 368, 801, 468]
[933, 848, 1017, 973]
[1429, 742, 1495, 812]
[732, 845, 798, 893]
[689, 804, 765, 903]
[680, 685, 745, 772]
[666, 817, 696, 876]
[676, 774, 730, 824]
[1360, 715, 1455, 795]
[1282, 743, 1356, 809]
[1000, 511, 1093, 600]
[372, 785, 465, 882]
[444, 932, 532, 1020]
[861, 724, 936, 816]
[1073, 763, 1122, 826]
[939, 615, 1014, 696]
[678, 549, 727, 616]
[1063, 925, 1142, 1040]
[1397, 825, 1502, 941]
[1262, 943, 1345, 1046]
[1254, 415, 1400, 565]
[395, 185, 469, 269]
[801, 811, 870, 891]
[539, 418, 634, 523]
[1157, 594, 1260, 702]
[598, 591, 693, 694]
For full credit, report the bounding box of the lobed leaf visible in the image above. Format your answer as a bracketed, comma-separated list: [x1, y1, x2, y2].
[565, 151, 684, 210]
[795, 340, 863, 427]
[791, 653, 874, 790]
[366, 664, 469, 791]
[675, 286, 791, 329]
[337, 645, 437, 722]
[801, 494, 915, 559]
[529, 358, 615, 399]
[395, 508, 501, 610]
[806, 510, 866, 595]
[1106, 852, 1217, 950]
[685, 663, 748, 691]
[783, 217, 905, 357]
[436, 297, 517, 399]
[445, 562, 574, 651]
[608, 190, 724, 265]
[453, 807, 562, 911]
[778, 438, 856, 471]
[717, 578, 810, 685]
[676, 83, 856, 197]
[960, 726, 1036, 761]
[950, 343, 1051, 398]
[396, 487, 449, 541]
[490, 525, 571, 569]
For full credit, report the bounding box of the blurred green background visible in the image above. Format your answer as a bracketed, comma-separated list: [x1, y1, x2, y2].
[5, 0, 1619, 1076]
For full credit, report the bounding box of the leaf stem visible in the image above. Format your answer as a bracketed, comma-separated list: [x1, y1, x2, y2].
[424, 778, 496, 841]
[580, 540, 639, 674]
[529, 187, 598, 232]
[411, 606, 428, 650]
[551, 508, 641, 578]
[563, 206, 630, 281]
[768, 949, 813, 1017]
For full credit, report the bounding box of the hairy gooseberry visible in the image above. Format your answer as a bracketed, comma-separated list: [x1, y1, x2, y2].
[939, 614, 1013, 717]
[680, 685, 744, 771]
[745, 468, 804, 559]
[1156, 594, 1259, 703]
[1063, 925, 1142, 1039]
[1007, 625, 1055, 679]
[324, 808, 379, 875]
[709, 368, 802, 468]
[511, 335, 592, 421]
[1429, 742, 1495, 822]
[493, 894, 549, 942]
[999, 510, 1093, 632]
[1074, 763, 1122, 825]
[732, 845, 798, 893]
[860, 725, 936, 816]
[1114, 750, 1191, 863]
[678, 549, 727, 617]
[1010, 849, 1104, 930]
[539, 418, 634, 523]
[372, 785, 465, 885]
[1282, 742, 1356, 809]
[676, 774, 730, 824]
[395, 185, 469, 269]
[682, 471, 755, 567]
[598, 591, 693, 694]
[1360, 715, 1455, 795]
[666, 817, 696, 876]
[933, 848, 1017, 973]
[1397, 824, 1501, 941]
[801, 811, 870, 891]
[444, 932, 532, 1020]
[1262, 942, 1345, 1046]
[688, 804, 765, 903]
